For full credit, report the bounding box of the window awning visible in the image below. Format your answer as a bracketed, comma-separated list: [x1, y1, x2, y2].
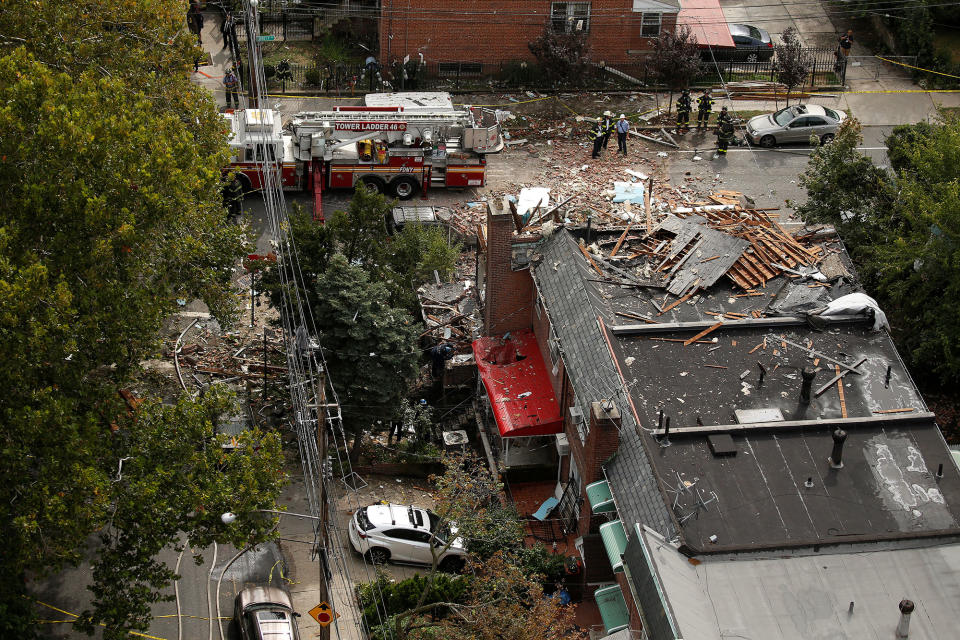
[594, 584, 631, 635]
[600, 519, 628, 573]
[586, 479, 617, 514]
[472, 329, 563, 438]
[677, 0, 734, 48]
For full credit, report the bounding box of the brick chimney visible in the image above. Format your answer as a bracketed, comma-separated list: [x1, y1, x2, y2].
[483, 198, 534, 336]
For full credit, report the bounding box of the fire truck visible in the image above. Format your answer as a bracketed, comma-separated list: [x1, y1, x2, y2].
[225, 92, 504, 220]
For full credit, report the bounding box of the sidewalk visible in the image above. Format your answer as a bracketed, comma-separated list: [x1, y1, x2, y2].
[710, 42, 960, 127]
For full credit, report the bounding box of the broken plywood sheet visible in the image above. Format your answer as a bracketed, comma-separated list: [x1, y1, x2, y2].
[657, 215, 750, 296]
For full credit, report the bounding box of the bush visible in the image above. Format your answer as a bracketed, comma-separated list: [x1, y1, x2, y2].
[517, 543, 567, 586]
[357, 571, 470, 629]
[304, 67, 321, 86]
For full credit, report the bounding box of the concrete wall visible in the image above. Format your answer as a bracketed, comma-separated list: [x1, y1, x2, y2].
[379, 0, 678, 67]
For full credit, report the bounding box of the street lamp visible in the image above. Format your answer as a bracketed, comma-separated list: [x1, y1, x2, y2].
[221, 509, 322, 524]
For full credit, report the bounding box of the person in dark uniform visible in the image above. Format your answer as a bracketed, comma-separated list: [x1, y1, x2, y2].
[715, 120, 735, 158]
[838, 29, 853, 58]
[716, 106, 732, 128]
[696, 89, 714, 130]
[600, 111, 614, 149]
[591, 120, 604, 158]
[223, 176, 244, 221]
[676, 89, 692, 133]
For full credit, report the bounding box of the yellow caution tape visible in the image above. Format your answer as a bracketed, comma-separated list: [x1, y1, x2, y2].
[30, 597, 169, 640]
[874, 56, 960, 80]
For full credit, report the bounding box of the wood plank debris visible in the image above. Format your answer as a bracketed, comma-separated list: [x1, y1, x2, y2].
[684, 322, 723, 346]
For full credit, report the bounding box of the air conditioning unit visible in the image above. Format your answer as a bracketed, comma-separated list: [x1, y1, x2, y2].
[442, 430, 469, 452]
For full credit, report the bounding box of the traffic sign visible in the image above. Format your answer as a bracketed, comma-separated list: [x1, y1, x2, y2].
[256, 35, 276, 42]
[308, 602, 336, 627]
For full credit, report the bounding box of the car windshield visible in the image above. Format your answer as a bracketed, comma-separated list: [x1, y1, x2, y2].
[823, 107, 840, 121]
[427, 511, 452, 542]
[356, 508, 374, 531]
[773, 108, 796, 126]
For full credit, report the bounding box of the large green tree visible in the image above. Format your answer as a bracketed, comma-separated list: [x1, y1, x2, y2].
[0, 2, 287, 634]
[796, 114, 960, 388]
[310, 254, 420, 456]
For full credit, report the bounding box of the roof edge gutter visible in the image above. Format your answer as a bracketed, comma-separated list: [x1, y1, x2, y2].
[611, 313, 868, 335]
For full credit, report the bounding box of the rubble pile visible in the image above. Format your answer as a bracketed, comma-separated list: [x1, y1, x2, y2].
[580, 200, 826, 300]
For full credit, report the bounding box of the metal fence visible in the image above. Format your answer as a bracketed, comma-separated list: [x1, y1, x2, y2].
[247, 47, 849, 93]
[235, 10, 317, 42]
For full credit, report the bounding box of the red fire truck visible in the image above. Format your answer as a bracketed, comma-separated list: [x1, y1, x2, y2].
[224, 92, 504, 220]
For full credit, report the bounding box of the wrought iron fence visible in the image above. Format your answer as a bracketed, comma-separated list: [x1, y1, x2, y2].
[234, 10, 317, 42]
[239, 47, 849, 94]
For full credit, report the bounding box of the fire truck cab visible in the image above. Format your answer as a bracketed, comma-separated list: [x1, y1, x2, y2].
[225, 92, 503, 221]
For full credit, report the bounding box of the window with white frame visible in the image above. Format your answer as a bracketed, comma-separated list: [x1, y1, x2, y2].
[641, 12, 662, 37]
[551, 2, 591, 33]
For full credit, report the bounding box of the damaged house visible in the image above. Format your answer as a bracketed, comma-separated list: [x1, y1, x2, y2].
[473, 198, 960, 639]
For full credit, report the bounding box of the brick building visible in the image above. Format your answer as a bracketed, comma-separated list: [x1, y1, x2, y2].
[379, 0, 680, 71]
[473, 197, 960, 638]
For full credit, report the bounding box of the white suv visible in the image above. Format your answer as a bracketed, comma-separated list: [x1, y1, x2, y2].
[348, 503, 466, 571]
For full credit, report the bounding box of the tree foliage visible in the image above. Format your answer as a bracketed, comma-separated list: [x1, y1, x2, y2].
[648, 26, 702, 110]
[310, 255, 420, 445]
[528, 23, 593, 86]
[796, 114, 960, 388]
[773, 27, 810, 105]
[0, 2, 286, 636]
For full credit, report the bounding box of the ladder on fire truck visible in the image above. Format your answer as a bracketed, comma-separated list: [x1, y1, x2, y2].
[289, 105, 499, 221]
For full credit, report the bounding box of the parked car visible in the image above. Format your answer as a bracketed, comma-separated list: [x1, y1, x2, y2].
[745, 104, 847, 147]
[701, 24, 774, 63]
[234, 586, 301, 640]
[348, 503, 466, 571]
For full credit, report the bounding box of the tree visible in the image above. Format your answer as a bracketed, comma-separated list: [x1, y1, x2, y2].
[528, 23, 593, 87]
[773, 27, 810, 105]
[0, 38, 281, 640]
[794, 118, 895, 249]
[796, 113, 960, 388]
[648, 26, 702, 113]
[77, 389, 284, 638]
[310, 255, 419, 458]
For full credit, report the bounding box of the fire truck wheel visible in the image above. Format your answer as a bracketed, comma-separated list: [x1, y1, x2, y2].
[358, 176, 386, 195]
[391, 176, 420, 200]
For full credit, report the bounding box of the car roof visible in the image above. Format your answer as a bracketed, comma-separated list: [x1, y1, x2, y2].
[237, 586, 294, 612]
[729, 24, 751, 37]
[793, 104, 828, 117]
[366, 504, 429, 529]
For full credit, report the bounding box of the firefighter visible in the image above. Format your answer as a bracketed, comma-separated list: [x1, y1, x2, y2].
[590, 120, 604, 159]
[716, 106, 733, 129]
[600, 110, 614, 149]
[696, 89, 714, 130]
[676, 89, 692, 133]
[223, 176, 244, 221]
[715, 119, 735, 159]
[223, 68, 240, 109]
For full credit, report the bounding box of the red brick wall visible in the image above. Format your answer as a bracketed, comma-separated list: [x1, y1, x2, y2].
[568, 401, 621, 537]
[483, 206, 534, 337]
[531, 292, 565, 399]
[615, 571, 645, 632]
[379, 0, 678, 67]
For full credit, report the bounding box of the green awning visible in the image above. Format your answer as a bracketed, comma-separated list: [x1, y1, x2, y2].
[586, 479, 616, 513]
[594, 584, 630, 634]
[599, 519, 627, 573]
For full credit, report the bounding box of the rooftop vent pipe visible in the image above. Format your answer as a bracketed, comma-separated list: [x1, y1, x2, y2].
[829, 428, 847, 469]
[800, 367, 816, 404]
[896, 599, 914, 639]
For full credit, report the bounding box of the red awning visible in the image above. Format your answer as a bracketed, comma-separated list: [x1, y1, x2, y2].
[678, 0, 734, 48]
[472, 329, 563, 438]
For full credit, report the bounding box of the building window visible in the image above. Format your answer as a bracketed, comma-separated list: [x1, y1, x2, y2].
[640, 12, 661, 37]
[548, 327, 560, 367]
[551, 2, 591, 33]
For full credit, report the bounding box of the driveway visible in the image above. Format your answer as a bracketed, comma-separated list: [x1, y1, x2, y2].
[719, 0, 839, 48]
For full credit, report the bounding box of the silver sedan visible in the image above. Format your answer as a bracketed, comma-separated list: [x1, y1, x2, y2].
[745, 104, 847, 148]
